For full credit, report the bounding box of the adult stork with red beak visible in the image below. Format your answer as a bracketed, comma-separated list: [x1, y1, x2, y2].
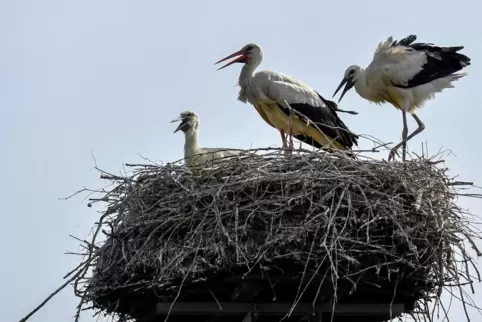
[215, 43, 359, 154]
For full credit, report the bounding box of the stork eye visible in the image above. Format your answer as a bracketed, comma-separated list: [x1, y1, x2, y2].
[245, 45, 254, 51]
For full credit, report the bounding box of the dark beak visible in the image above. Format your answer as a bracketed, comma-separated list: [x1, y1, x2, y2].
[333, 77, 355, 103]
[171, 117, 188, 133]
[215, 49, 247, 70]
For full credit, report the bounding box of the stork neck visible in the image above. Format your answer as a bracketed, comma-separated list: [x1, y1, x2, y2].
[239, 62, 257, 87]
[184, 130, 200, 158]
[354, 69, 371, 99]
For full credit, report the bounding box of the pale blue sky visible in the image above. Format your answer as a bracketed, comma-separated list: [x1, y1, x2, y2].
[2, 0, 481, 321]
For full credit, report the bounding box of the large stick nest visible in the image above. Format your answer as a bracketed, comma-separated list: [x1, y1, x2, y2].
[75, 149, 481, 322]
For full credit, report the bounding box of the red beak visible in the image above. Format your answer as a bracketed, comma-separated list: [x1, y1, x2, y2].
[215, 49, 247, 70]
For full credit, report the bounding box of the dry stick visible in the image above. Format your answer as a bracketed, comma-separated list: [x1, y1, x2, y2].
[207, 287, 222, 311]
[288, 221, 323, 316]
[439, 298, 451, 322]
[18, 258, 92, 322]
[22, 211, 110, 319]
[72, 211, 110, 322]
[163, 236, 202, 322]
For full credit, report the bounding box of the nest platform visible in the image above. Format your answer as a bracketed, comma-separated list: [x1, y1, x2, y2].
[75, 149, 481, 322]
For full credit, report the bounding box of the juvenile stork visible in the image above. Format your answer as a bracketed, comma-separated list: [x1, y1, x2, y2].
[171, 110, 242, 167]
[215, 43, 358, 154]
[333, 34, 471, 161]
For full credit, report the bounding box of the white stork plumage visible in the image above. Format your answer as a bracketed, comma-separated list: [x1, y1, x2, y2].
[333, 34, 471, 161]
[215, 43, 359, 155]
[171, 110, 242, 167]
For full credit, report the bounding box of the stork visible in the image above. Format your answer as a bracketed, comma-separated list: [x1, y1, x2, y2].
[215, 43, 358, 155]
[171, 110, 242, 167]
[333, 34, 471, 161]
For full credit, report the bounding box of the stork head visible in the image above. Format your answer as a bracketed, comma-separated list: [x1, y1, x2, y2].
[215, 43, 263, 70]
[171, 110, 199, 134]
[333, 65, 362, 103]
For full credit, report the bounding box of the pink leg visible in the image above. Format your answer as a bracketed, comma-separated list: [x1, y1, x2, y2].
[289, 126, 294, 149]
[280, 129, 287, 148]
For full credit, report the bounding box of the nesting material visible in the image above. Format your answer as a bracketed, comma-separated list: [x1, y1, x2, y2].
[76, 149, 481, 322]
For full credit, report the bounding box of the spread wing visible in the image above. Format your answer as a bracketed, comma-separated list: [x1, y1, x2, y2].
[368, 35, 470, 88]
[367, 36, 428, 87]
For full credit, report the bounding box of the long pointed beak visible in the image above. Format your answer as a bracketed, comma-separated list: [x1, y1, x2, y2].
[333, 77, 355, 103]
[170, 117, 181, 123]
[171, 117, 186, 133]
[173, 122, 186, 133]
[215, 50, 246, 71]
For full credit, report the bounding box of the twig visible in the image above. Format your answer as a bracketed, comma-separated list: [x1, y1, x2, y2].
[18, 258, 92, 322]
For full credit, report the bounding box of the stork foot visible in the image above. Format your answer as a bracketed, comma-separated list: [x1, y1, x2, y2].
[388, 147, 401, 162]
[388, 140, 409, 161]
[283, 147, 293, 156]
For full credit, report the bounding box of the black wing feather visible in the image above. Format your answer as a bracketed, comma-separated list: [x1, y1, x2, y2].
[316, 93, 359, 148]
[391, 38, 471, 88]
[278, 96, 358, 150]
[392, 34, 417, 47]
